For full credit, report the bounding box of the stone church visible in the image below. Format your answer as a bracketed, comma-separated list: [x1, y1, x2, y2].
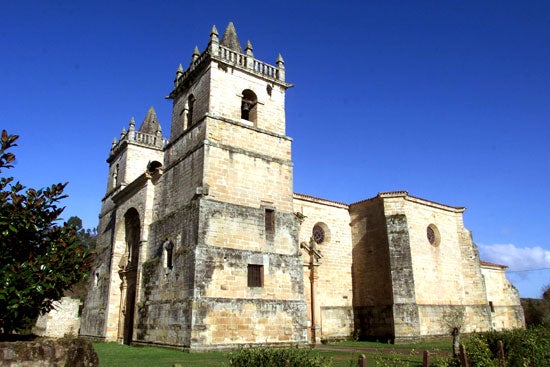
[80, 23, 524, 350]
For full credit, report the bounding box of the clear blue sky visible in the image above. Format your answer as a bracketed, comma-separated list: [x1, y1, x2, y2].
[2, 1, 549, 298]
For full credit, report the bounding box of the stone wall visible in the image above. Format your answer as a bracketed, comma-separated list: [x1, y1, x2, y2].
[132, 201, 199, 347]
[185, 197, 307, 349]
[380, 192, 492, 338]
[348, 192, 513, 341]
[294, 194, 354, 340]
[33, 297, 82, 338]
[0, 338, 98, 367]
[203, 116, 293, 213]
[481, 263, 525, 330]
[207, 61, 287, 135]
[349, 197, 394, 340]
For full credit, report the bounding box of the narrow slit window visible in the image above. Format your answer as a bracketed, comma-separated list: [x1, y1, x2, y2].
[112, 164, 119, 188]
[489, 301, 495, 313]
[164, 241, 174, 270]
[186, 94, 195, 128]
[247, 264, 263, 287]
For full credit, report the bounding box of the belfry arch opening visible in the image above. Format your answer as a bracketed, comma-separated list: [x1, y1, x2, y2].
[241, 89, 257, 123]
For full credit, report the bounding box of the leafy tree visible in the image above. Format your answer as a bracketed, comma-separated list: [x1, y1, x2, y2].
[442, 307, 465, 358]
[67, 215, 97, 250]
[521, 286, 550, 329]
[543, 284, 550, 301]
[64, 215, 97, 300]
[0, 130, 91, 334]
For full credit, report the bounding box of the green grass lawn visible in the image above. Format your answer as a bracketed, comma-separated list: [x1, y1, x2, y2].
[93, 343, 359, 367]
[330, 337, 453, 351]
[93, 343, 226, 367]
[93, 339, 453, 367]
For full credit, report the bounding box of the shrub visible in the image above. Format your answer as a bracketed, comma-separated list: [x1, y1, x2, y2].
[226, 346, 333, 367]
[463, 328, 550, 367]
[482, 327, 550, 367]
[463, 334, 498, 367]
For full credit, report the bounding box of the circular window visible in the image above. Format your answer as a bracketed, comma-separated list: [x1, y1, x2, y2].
[427, 224, 441, 246]
[312, 225, 325, 244]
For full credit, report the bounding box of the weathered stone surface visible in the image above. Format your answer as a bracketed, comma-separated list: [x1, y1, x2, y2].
[294, 194, 354, 341]
[80, 23, 524, 350]
[81, 23, 302, 349]
[33, 297, 81, 338]
[350, 192, 523, 342]
[0, 338, 98, 367]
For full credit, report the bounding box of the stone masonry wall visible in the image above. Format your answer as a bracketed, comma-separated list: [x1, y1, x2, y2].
[190, 298, 307, 350]
[186, 198, 307, 348]
[294, 195, 354, 340]
[0, 338, 98, 367]
[385, 213, 420, 340]
[209, 61, 287, 135]
[481, 265, 525, 331]
[131, 200, 200, 347]
[170, 66, 211, 140]
[33, 297, 81, 338]
[383, 194, 492, 337]
[349, 198, 395, 340]
[79, 203, 114, 340]
[203, 117, 293, 213]
[160, 124, 206, 217]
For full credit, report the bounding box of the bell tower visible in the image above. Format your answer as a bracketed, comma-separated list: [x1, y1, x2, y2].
[100, 22, 305, 349]
[82, 22, 306, 350]
[168, 22, 289, 140]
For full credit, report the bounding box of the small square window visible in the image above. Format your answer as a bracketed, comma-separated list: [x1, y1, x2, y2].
[247, 264, 264, 287]
[265, 209, 275, 232]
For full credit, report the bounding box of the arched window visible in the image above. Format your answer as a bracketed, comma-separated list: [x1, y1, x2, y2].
[241, 89, 257, 123]
[146, 160, 162, 173]
[186, 94, 195, 128]
[163, 241, 174, 270]
[112, 164, 119, 189]
[124, 208, 141, 269]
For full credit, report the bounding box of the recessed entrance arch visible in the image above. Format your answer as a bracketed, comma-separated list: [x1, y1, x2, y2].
[118, 208, 141, 345]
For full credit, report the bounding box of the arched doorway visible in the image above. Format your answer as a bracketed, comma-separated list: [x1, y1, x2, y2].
[118, 208, 140, 345]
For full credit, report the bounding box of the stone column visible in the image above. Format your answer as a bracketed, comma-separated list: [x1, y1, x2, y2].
[302, 238, 323, 344]
[310, 258, 320, 344]
[117, 273, 127, 343]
